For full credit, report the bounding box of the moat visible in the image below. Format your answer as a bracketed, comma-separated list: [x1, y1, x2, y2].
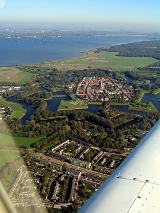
[6, 90, 160, 124]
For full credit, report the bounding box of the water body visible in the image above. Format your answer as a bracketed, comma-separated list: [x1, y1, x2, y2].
[142, 93, 160, 111]
[6, 95, 35, 124]
[111, 105, 145, 115]
[47, 91, 70, 112]
[87, 104, 102, 114]
[1, 34, 158, 119]
[6, 92, 160, 124]
[47, 93, 102, 113]
[111, 93, 160, 113]
[0, 35, 147, 66]
[124, 73, 157, 84]
[5, 87, 160, 125]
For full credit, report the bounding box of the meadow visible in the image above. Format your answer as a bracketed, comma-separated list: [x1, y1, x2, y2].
[0, 67, 33, 84]
[52, 51, 157, 72]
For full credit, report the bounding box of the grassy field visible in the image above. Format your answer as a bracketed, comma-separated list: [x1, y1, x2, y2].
[0, 133, 44, 147]
[0, 67, 33, 84]
[59, 99, 88, 111]
[51, 51, 157, 72]
[0, 98, 26, 119]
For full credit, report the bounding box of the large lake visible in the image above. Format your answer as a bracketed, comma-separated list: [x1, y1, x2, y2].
[0, 34, 147, 66]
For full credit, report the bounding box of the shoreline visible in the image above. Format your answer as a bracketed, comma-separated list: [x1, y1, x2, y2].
[0, 36, 150, 68]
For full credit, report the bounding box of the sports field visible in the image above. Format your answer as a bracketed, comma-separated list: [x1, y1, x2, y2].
[0, 67, 33, 84]
[52, 51, 157, 72]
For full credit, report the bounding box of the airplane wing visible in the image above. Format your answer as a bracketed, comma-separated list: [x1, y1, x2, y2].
[79, 120, 160, 213]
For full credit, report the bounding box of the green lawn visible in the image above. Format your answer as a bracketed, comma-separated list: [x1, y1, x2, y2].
[0, 133, 44, 147]
[59, 99, 88, 111]
[53, 51, 158, 72]
[0, 98, 26, 119]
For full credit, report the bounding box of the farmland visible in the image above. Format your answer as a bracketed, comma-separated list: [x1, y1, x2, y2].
[51, 51, 158, 72]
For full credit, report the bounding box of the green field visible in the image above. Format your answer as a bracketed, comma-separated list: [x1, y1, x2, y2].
[0, 67, 33, 84]
[52, 51, 158, 72]
[0, 98, 26, 119]
[59, 99, 88, 111]
[0, 133, 44, 147]
[97, 52, 157, 71]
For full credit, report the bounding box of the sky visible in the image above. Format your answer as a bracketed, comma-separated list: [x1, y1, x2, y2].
[0, 0, 160, 32]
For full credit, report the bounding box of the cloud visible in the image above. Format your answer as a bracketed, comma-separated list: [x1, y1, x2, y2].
[0, 0, 6, 8]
